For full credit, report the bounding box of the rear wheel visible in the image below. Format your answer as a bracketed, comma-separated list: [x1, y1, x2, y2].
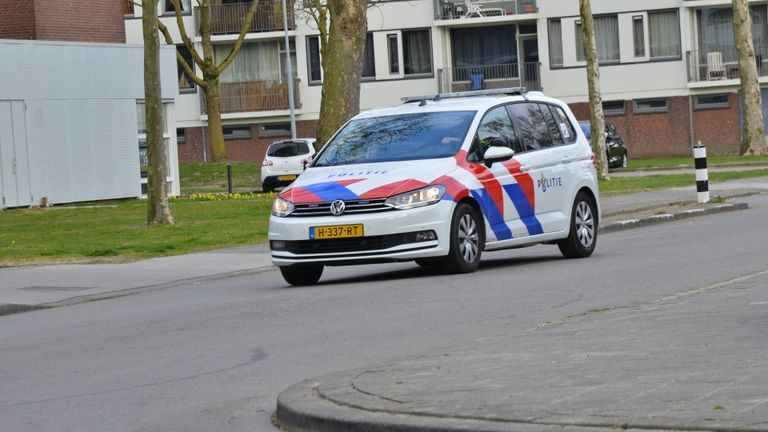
[280, 265, 323, 286]
[558, 192, 597, 258]
[440, 203, 483, 273]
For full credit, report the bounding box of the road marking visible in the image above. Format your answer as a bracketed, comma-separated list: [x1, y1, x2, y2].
[692, 382, 736, 402]
[659, 269, 768, 302]
[740, 397, 768, 413]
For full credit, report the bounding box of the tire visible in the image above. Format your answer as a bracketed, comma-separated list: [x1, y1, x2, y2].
[440, 203, 483, 274]
[558, 192, 597, 258]
[262, 184, 273, 193]
[280, 265, 323, 286]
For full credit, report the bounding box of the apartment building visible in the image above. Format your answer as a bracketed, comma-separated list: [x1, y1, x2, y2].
[124, 0, 768, 163]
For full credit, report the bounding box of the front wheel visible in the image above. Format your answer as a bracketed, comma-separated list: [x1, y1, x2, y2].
[558, 192, 597, 258]
[280, 265, 323, 286]
[441, 203, 483, 273]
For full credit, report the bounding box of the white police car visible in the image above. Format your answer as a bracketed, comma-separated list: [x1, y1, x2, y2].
[269, 88, 600, 286]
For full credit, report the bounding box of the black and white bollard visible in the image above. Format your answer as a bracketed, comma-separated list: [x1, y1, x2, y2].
[694, 141, 709, 203]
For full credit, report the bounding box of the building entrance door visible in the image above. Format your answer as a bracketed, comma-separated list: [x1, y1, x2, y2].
[520, 36, 540, 90]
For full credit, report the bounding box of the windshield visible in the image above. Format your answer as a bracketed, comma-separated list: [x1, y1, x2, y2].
[267, 141, 310, 158]
[312, 111, 476, 167]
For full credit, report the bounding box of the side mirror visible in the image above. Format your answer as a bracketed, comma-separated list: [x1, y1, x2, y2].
[483, 146, 515, 167]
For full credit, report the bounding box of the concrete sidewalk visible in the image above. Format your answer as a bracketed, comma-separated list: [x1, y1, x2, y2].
[0, 177, 765, 316]
[277, 270, 768, 432]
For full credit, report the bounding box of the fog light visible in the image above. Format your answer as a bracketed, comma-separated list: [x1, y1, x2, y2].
[271, 240, 286, 250]
[415, 230, 437, 242]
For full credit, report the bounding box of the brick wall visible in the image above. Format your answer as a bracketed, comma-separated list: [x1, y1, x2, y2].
[33, 0, 126, 43]
[0, 1, 36, 39]
[178, 120, 320, 163]
[569, 95, 741, 158]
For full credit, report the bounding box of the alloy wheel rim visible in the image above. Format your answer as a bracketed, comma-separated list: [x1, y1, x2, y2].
[575, 201, 595, 248]
[458, 214, 479, 263]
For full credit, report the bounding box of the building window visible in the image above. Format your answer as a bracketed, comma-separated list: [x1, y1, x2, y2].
[451, 25, 517, 81]
[163, 0, 190, 14]
[695, 94, 730, 109]
[223, 125, 252, 140]
[176, 128, 187, 143]
[548, 19, 563, 67]
[697, 7, 767, 65]
[633, 16, 646, 57]
[216, 41, 295, 83]
[259, 122, 291, 138]
[362, 33, 376, 79]
[649, 10, 681, 59]
[177, 45, 195, 92]
[307, 36, 322, 84]
[602, 100, 626, 115]
[403, 29, 432, 75]
[633, 98, 668, 114]
[387, 34, 399, 74]
[576, 16, 620, 63]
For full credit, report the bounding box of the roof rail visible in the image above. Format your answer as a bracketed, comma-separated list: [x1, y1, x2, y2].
[401, 87, 528, 105]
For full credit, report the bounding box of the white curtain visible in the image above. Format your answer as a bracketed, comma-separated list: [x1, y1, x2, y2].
[649, 10, 681, 58]
[404, 30, 432, 75]
[548, 20, 563, 66]
[576, 17, 619, 62]
[215, 42, 279, 83]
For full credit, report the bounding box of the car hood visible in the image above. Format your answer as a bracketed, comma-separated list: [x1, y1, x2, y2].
[279, 158, 458, 203]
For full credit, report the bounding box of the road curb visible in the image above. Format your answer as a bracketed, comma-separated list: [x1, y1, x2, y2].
[600, 202, 748, 233]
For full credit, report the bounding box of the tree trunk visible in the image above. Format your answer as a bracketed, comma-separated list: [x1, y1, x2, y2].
[733, 0, 767, 155]
[315, 0, 368, 148]
[204, 78, 227, 161]
[579, 0, 609, 179]
[143, 0, 175, 225]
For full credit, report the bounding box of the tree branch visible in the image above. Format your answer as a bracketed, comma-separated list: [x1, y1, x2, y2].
[167, 0, 208, 73]
[157, 20, 207, 88]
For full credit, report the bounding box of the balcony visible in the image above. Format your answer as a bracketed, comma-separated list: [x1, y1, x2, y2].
[437, 63, 541, 93]
[201, 79, 301, 114]
[434, 0, 537, 20]
[686, 46, 768, 82]
[198, 1, 295, 36]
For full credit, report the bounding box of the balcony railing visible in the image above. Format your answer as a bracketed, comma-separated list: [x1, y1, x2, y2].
[201, 79, 301, 114]
[438, 63, 541, 93]
[198, 1, 295, 36]
[434, 0, 537, 20]
[687, 46, 768, 82]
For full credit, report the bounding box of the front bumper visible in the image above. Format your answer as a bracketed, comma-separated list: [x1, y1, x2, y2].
[269, 200, 455, 266]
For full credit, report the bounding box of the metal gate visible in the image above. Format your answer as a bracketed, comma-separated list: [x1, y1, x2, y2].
[0, 100, 31, 209]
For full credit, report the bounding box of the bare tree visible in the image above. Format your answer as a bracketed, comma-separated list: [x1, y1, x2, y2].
[303, 0, 368, 148]
[157, 0, 260, 161]
[733, 0, 768, 155]
[143, 0, 175, 225]
[579, 0, 609, 179]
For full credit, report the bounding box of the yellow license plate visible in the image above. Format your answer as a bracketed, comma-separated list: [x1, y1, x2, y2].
[310, 224, 364, 240]
[278, 175, 298, 181]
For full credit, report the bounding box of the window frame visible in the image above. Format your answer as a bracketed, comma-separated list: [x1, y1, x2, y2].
[548, 19, 564, 68]
[695, 93, 731, 110]
[387, 33, 400, 75]
[362, 33, 376, 80]
[306, 35, 322, 85]
[402, 28, 434, 77]
[648, 9, 682, 60]
[222, 125, 253, 141]
[602, 100, 626, 116]
[633, 98, 669, 114]
[259, 122, 291, 138]
[633, 15, 646, 58]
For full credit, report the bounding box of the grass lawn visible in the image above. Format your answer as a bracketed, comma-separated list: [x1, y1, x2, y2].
[0, 196, 273, 265]
[600, 169, 768, 195]
[180, 162, 262, 194]
[627, 154, 768, 169]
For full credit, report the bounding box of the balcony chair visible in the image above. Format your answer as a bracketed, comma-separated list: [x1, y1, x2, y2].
[707, 51, 725, 80]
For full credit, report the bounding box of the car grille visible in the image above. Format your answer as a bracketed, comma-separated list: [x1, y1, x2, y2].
[290, 199, 393, 217]
[272, 232, 430, 255]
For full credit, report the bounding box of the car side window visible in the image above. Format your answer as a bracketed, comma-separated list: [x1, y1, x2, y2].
[507, 102, 553, 151]
[468, 106, 519, 163]
[539, 104, 565, 147]
[549, 105, 578, 144]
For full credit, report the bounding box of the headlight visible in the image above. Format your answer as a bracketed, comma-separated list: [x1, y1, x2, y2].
[272, 197, 295, 217]
[385, 185, 445, 210]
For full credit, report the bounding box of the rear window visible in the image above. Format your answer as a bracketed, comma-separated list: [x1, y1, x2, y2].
[267, 141, 310, 157]
[313, 111, 475, 167]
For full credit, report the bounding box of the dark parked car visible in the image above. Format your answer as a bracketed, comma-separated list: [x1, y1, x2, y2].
[579, 121, 628, 169]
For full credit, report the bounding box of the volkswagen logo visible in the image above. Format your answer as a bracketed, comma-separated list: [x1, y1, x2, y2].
[330, 200, 346, 216]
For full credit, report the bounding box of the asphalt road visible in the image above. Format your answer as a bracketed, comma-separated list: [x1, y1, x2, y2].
[1, 194, 766, 432]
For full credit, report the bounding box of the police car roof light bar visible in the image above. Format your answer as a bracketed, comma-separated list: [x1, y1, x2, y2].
[401, 87, 528, 105]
